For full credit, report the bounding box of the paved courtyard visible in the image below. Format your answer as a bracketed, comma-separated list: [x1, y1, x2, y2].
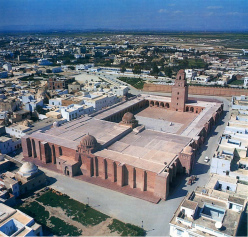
[135, 107, 197, 134]
[135, 115, 182, 133]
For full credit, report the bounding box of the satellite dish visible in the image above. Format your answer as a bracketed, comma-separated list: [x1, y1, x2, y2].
[215, 222, 222, 229]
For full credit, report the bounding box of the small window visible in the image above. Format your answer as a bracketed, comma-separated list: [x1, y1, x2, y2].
[177, 92, 179, 95]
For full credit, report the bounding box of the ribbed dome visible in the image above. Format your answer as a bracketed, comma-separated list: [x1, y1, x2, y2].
[183, 146, 193, 154]
[19, 162, 38, 176]
[80, 134, 97, 148]
[122, 112, 135, 123]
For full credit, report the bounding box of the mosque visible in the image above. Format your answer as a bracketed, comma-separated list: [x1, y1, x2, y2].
[21, 70, 223, 202]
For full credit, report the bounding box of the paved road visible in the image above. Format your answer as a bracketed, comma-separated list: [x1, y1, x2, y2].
[38, 96, 230, 236]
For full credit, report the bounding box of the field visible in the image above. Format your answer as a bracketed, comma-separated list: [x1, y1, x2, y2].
[16, 188, 146, 236]
[118, 77, 145, 89]
[228, 80, 244, 85]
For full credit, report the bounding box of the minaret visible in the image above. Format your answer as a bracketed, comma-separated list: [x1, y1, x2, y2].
[171, 69, 188, 112]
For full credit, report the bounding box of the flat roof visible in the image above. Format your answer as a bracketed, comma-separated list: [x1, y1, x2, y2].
[95, 129, 192, 173]
[181, 102, 221, 138]
[8, 124, 31, 132]
[28, 116, 131, 150]
[181, 199, 198, 210]
[170, 189, 242, 237]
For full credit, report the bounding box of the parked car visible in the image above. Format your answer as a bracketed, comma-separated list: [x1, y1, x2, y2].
[204, 156, 210, 162]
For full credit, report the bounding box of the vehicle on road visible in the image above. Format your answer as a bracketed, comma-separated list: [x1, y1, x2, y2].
[204, 156, 210, 162]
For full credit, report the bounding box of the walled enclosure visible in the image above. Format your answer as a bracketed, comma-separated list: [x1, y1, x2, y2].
[21, 70, 223, 203]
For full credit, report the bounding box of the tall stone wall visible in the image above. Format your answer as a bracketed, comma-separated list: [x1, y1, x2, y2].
[143, 84, 248, 96]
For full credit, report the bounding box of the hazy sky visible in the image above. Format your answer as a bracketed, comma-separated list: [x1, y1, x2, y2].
[0, 0, 247, 32]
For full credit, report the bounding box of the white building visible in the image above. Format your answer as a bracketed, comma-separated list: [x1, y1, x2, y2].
[60, 104, 93, 121]
[185, 69, 197, 80]
[83, 93, 119, 111]
[5, 124, 31, 139]
[20, 94, 44, 113]
[89, 67, 100, 72]
[49, 98, 62, 106]
[76, 64, 94, 71]
[232, 95, 248, 111]
[193, 75, 211, 82]
[170, 186, 246, 237]
[3, 63, 12, 71]
[111, 86, 129, 96]
[0, 203, 43, 236]
[0, 136, 21, 154]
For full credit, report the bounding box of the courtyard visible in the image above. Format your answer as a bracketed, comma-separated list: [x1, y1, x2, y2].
[134, 107, 198, 134]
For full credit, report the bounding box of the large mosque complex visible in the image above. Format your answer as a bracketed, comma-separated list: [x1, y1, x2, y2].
[21, 70, 223, 203]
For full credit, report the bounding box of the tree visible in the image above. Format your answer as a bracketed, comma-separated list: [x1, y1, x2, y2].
[133, 64, 141, 74]
[150, 63, 160, 76]
[120, 65, 126, 73]
[164, 67, 173, 78]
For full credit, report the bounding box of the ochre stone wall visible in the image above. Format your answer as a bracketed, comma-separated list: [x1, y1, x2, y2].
[143, 84, 248, 96]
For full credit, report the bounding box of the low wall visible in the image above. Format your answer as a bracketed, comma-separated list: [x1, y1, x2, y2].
[143, 84, 248, 97]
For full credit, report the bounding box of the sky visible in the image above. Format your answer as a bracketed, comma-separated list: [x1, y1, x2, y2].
[0, 0, 247, 32]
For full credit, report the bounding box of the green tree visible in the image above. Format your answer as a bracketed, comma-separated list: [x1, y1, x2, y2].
[120, 65, 126, 73]
[151, 62, 160, 76]
[164, 67, 173, 78]
[132, 64, 141, 74]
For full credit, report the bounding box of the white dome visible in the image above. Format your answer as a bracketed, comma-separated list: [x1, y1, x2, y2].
[19, 162, 38, 176]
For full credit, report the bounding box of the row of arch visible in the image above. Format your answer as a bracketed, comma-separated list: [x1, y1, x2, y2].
[149, 100, 204, 114]
[185, 106, 204, 114]
[149, 100, 170, 108]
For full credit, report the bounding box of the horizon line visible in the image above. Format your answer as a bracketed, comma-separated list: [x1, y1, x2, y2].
[1, 28, 248, 34]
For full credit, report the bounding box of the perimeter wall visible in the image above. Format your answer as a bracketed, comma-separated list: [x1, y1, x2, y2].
[143, 84, 248, 96]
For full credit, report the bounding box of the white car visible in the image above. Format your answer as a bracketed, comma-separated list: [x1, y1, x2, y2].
[204, 156, 210, 163]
